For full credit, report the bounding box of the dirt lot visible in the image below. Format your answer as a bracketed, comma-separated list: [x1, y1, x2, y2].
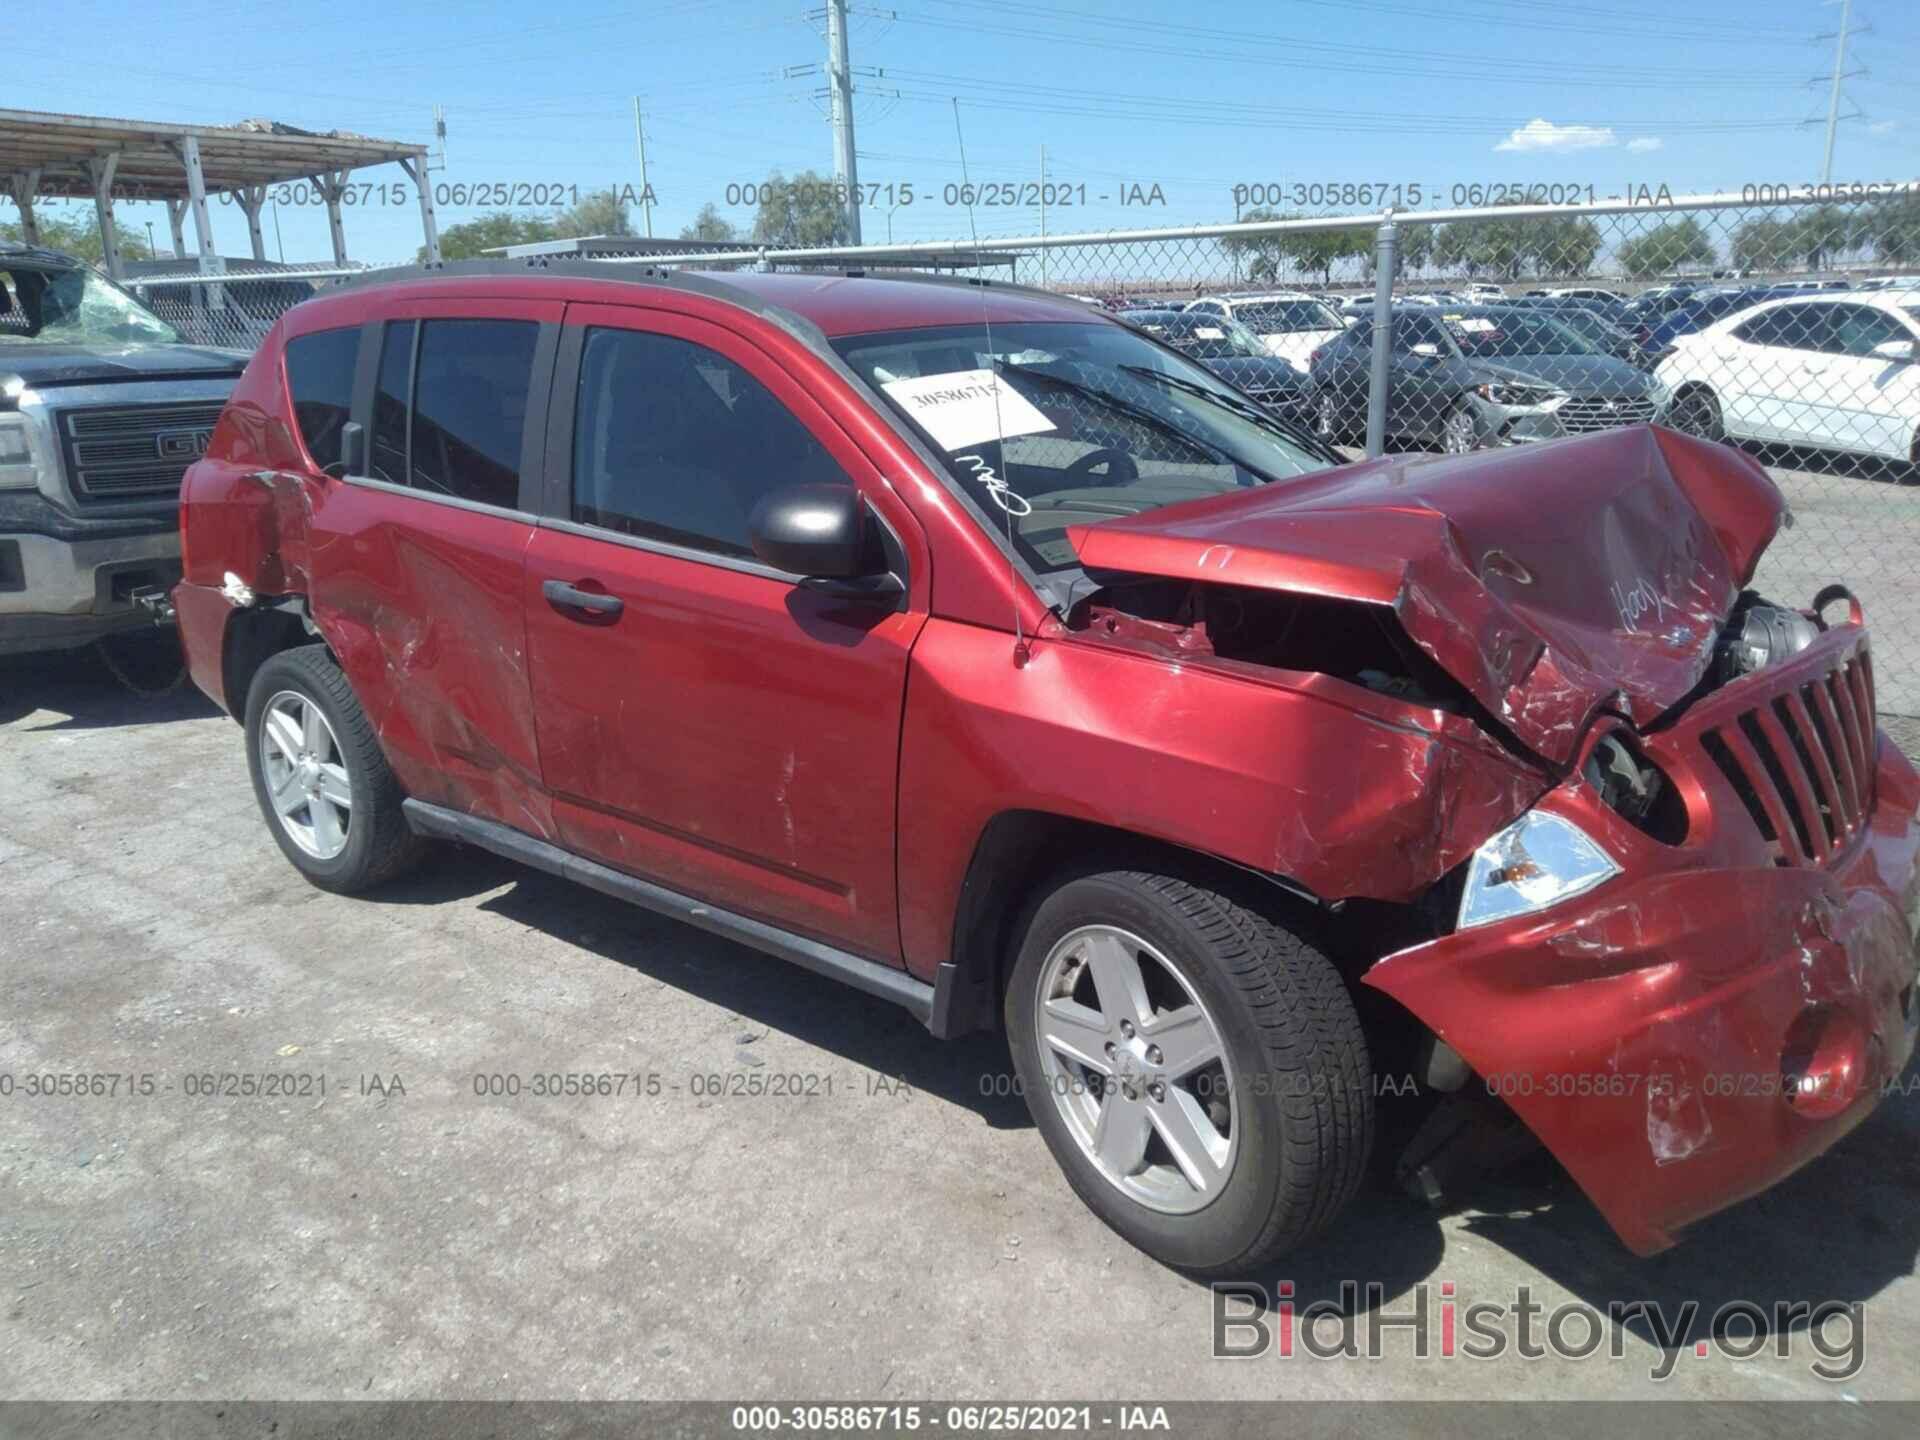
[3, 634, 1920, 1408]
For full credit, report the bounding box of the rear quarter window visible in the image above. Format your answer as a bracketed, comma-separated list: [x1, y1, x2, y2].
[284, 327, 360, 473]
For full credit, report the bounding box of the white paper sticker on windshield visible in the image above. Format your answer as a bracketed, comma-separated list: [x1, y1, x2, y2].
[1452, 317, 1497, 333]
[880, 369, 1056, 451]
[1193, 326, 1226, 339]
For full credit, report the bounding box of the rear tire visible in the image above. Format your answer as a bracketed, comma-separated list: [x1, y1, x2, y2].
[1004, 868, 1372, 1275]
[243, 644, 425, 894]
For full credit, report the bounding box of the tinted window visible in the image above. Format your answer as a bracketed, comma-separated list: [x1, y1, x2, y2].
[1824, 305, 1906, 358]
[368, 320, 414, 484]
[572, 328, 848, 558]
[1392, 314, 1450, 352]
[285, 327, 359, 473]
[1735, 305, 1827, 351]
[408, 320, 537, 508]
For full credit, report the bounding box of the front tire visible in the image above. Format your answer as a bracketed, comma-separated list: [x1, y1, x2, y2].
[1441, 401, 1480, 455]
[244, 645, 425, 894]
[1670, 386, 1726, 443]
[1005, 869, 1372, 1275]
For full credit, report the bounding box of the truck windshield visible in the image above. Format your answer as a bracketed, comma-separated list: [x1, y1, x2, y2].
[835, 320, 1333, 574]
[0, 261, 182, 347]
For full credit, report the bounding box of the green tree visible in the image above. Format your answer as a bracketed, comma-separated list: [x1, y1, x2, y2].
[1790, 205, 1853, 271]
[1276, 226, 1371, 285]
[1396, 222, 1434, 276]
[1730, 215, 1797, 273]
[1434, 218, 1535, 279]
[1529, 216, 1603, 278]
[557, 188, 634, 240]
[1863, 192, 1920, 266]
[1, 209, 153, 265]
[1219, 207, 1287, 282]
[427, 211, 557, 261]
[680, 202, 738, 243]
[751, 170, 850, 248]
[1614, 218, 1715, 278]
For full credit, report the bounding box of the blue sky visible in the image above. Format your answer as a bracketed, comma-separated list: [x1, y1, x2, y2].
[9, 0, 1919, 264]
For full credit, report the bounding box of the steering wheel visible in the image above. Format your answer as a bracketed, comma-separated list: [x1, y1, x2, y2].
[1062, 446, 1140, 487]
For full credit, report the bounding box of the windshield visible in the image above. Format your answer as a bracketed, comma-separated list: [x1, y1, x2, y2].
[1438, 311, 1597, 358]
[1178, 315, 1269, 358]
[834, 320, 1333, 575]
[1230, 300, 1341, 334]
[0, 262, 181, 347]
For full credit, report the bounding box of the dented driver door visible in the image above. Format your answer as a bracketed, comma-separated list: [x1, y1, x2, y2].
[521, 303, 928, 963]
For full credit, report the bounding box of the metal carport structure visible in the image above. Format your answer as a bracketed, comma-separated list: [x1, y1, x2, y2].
[0, 108, 440, 280]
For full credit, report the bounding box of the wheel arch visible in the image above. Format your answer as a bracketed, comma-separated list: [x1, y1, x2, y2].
[933, 808, 1323, 1037]
[222, 599, 325, 724]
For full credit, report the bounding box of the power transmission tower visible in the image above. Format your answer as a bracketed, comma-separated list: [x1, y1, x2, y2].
[1818, 0, 1862, 183]
[826, 0, 862, 242]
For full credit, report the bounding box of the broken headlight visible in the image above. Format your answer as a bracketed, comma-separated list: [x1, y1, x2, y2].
[1725, 603, 1820, 678]
[1457, 810, 1620, 931]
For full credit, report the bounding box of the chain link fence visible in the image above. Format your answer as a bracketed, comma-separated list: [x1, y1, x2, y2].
[117, 188, 1920, 711]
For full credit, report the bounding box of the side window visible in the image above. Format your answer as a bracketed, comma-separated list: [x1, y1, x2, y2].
[368, 319, 414, 485]
[1391, 315, 1443, 352]
[1824, 305, 1905, 358]
[408, 319, 538, 508]
[1735, 305, 1825, 352]
[284, 326, 360, 474]
[571, 327, 850, 560]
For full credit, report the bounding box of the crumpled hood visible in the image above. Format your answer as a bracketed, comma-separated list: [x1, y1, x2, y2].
[1065, 425, 1786, 765]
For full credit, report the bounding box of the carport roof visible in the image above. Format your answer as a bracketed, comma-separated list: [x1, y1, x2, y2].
[0, 108, 428, 201]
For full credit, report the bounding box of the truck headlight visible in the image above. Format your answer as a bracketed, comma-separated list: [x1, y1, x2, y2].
[1457, 810, 1620, 930]
[0, 416, 39, 490]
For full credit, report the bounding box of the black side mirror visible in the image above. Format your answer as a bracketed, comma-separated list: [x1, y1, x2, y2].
[748, 484, 903, 602]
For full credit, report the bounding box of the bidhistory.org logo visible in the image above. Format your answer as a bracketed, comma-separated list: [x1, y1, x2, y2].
[1212, 1281, 1865, 1382]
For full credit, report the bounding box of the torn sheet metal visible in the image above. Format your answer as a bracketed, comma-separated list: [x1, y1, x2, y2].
[1065, 425, 1785, 766]
[1364, 680, 1920, 1254]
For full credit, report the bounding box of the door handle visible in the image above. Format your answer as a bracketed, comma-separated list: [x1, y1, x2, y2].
[542, 579, 624, 617]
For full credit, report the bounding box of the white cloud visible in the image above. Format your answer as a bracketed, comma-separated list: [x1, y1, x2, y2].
[1869, 119, 1897, 135]
[1626, 137, 1664, 153]
[1494, 118, 1618, 153]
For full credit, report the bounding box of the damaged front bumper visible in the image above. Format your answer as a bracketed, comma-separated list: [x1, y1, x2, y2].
[1367, 621, 1920, 1254]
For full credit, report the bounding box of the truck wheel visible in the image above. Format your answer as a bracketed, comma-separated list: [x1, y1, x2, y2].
[243, 644, 425, 894]
[1004, 869, 1372, 1274]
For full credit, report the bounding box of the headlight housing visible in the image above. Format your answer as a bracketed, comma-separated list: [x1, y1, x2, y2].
[1648, 376, 1674, 408]
[1457, 810, 1620, 931]
[1473, 381, 1562, 408]
[1727, 603, 1820, 677]
[0, 414, 41, 491]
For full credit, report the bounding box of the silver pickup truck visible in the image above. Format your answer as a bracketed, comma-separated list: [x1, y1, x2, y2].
[1, 243, 244, 656]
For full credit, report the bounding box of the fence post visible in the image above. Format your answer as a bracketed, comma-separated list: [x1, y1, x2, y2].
[1365, 211, 1397, 459]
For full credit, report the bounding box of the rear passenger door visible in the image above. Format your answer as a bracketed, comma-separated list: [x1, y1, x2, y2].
[300, 297, 561, 829]
[520, 303, 926, 962]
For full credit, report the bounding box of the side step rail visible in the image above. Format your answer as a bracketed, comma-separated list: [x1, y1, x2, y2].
[402, 799, 939, 1027]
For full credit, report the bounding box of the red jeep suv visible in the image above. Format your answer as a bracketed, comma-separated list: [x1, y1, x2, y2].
[174, 263, 1920, 1273]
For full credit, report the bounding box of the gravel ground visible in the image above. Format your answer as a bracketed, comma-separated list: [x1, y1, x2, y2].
[3, 634, 1919, 1412]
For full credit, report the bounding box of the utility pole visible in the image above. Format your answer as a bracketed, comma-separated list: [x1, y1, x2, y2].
[826, 0, 862, 243]
[632, 97, 655, 238]
[1038, 144, 1048, 288]
[1821, 0, 1853, 184]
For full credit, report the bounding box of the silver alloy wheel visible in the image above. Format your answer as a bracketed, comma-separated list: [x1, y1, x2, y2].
[1443, 405, 1479, 454]
[259, 690, 353, 860]
[1033, 924, 1237, 1215]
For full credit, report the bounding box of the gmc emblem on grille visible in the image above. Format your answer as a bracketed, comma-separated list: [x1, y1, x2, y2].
[156, 429, 212, 460]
